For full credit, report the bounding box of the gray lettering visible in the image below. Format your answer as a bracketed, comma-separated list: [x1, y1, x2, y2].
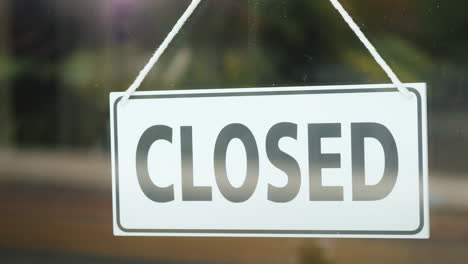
[214, 124, 259, 203]
[136, 125, 174, 203]
[181, 126, 212, 201]
[308, 123, 343, 201]
[266, 123, 301, 203]
[352, 123, 399, 201]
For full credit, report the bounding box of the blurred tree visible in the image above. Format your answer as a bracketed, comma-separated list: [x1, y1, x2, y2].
[1, 0, 468, 149]
[0, 0, 13, 146]
[9, 0, 62, 147]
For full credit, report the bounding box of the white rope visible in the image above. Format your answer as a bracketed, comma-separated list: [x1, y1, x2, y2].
[121, 0, 411, 104]
[328, 0, 411, 98]
[121, 0, 202, 105]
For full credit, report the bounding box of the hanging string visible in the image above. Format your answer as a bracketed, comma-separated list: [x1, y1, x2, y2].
[121, 0, 411, 105]
[328, 0, 411, 97]
[121, 0, 202, 105]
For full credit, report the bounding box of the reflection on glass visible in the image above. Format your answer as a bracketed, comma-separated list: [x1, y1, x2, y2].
[0, 0, 467, 263]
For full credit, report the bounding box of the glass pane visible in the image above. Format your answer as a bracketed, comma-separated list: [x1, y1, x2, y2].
[0, 0, 467, 263]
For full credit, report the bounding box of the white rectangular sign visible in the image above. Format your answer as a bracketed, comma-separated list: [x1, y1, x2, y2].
[110, 83, 429, 238]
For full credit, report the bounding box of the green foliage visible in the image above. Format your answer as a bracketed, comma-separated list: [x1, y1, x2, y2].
[2, 0, 467, 147]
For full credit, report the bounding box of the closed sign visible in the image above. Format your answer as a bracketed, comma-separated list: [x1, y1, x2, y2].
[110, 83, 429, 238]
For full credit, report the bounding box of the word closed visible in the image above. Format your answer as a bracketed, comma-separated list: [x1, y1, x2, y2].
[136, 122, 398, 203]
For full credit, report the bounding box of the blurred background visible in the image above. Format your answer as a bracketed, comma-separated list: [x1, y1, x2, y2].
[0, 0, 467, 263]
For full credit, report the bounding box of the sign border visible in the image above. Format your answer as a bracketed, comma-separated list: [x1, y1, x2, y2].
[111, 85, 426, 236]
